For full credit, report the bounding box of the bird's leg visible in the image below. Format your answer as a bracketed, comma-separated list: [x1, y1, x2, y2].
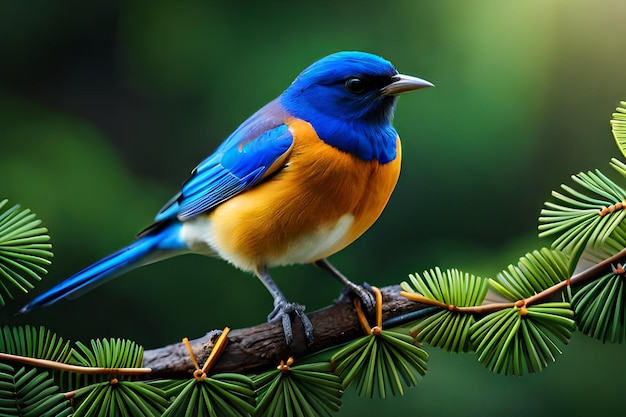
[255, 266, 314, 345]
[314, 258, 376, 312]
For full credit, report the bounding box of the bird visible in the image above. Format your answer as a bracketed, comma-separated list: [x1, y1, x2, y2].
[19, 51, 433, 344]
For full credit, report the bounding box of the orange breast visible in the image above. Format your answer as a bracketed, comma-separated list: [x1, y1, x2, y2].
[207, 118, 401, 270]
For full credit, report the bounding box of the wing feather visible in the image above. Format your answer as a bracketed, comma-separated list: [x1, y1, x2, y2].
[154, 99, 294, 223]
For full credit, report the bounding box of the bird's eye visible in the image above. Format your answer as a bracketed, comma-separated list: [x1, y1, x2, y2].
[345, 77, 366, 94]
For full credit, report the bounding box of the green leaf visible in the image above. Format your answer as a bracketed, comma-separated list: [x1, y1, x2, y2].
[401, 268, 488, 352]
[0, 199, 52, 305]
[572, 270, 626, 343]
[0, 362, 72, 417]
[331, 330, 428, 398]
[489, 248, 570, 301]
[470, 303, 576, 375]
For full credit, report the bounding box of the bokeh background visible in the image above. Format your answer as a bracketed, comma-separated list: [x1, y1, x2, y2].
[2, 0, 625, 415]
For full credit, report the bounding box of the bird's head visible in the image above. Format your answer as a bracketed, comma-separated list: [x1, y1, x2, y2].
[282, 51, 432, 125]
[280, 51, 432, 162]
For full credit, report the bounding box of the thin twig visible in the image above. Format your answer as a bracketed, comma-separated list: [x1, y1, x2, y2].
[569, 246, 626, 286]
[0, 352, 151, 375]
[402, 246, 626, 315]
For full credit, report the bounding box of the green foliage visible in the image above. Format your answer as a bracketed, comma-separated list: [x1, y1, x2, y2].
[400, 268, 488, 352]
[489, 248, 570, 301]
[253, 361, 341, 417]
[403, 268, 488, 308]
[63, 338, 170, 416]
[470, 303, 576, 375]
[71, 338, 144, 370]
[71, 380, 168, 417]
[331, 330, 428, 398]
[610, 101, 626, 159]
[0, 362, 71, 417]
[0, 325, 70, 362]
[399, 253, 576, 376]
[572, 270, 626, 343]
[65, 338, 145, 389]
[159, 373, 256, 417]
[0, 200, 52, 306]
[538, 169, 626, 264]
[484, 249, 576, 374]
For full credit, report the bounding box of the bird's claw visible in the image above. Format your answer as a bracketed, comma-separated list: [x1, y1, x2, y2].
[268, 299, 314, 345]
[338, 281, 376, 313]
[354, 283, 377, 312]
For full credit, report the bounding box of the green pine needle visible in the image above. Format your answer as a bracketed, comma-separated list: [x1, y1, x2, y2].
[0, 362, 72, 417]
[538, 170, 626, 256]
[572, 271, 626, 343]
[0, 199, 53, 306]
[71, 338, 144, 369]
[470, 302, 576, 375]
[331, 330, 428, 398]
[63, 338, 171, 416]
[610, 101, 626, 160]
[254, 362, 341, 417]
[159, 373, 255, 417]
[72, 380, 168, 417]
[400, 268, 488, 352]
[489, 248, 570, 301]
[0, 325, 71, 363]
[610, 157, 626, 179]
[63, 338, 145, 390]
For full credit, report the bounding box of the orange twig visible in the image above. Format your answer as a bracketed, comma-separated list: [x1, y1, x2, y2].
[353, 298, 372, 335]
[401, 246, 626, 316]
[183, 327, 230, 381]
[202, 327, 230, 374]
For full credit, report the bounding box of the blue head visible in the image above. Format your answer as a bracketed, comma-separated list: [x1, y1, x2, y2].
[281, 51, 432, 163]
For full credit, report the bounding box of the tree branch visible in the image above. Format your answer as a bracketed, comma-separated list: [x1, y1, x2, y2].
[142, 284, 431, 379]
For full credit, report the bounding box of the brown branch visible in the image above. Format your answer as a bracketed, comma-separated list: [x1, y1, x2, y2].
[142, 284, 430, 379]
[568, 246, 626, 286]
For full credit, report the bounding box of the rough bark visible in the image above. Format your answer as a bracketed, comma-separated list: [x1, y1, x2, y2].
[142, 284, 430, 379]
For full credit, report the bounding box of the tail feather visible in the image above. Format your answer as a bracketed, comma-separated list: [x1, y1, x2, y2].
[19, 222, 185, 314]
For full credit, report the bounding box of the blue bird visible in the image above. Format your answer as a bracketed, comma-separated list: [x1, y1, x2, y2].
[20, 51, 433, 344]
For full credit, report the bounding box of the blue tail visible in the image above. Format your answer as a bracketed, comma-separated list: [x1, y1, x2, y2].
[19, 222, 186, 314]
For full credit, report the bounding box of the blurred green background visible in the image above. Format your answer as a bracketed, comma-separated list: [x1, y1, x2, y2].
[1, 0, 625, 415]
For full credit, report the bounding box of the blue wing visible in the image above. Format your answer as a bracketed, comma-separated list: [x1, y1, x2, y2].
[155, 98, 294, 223]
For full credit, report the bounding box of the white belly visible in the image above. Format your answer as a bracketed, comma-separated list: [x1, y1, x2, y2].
[180, 214, 355, 271]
